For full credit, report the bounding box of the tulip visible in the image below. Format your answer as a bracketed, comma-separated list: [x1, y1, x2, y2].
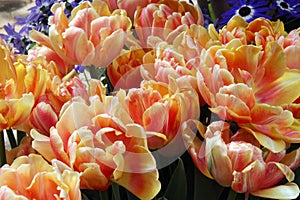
[30, 1, 132, 68]
[0, 38, 36, 132]
[134, 0, 204, 46]
[196, 39, 300, 152]
[0, 154, 81, 200]
[31, 95, 161, 199]
[126, 79, 200, 149]
[28, 46, 73, 78]
[184, 120, 300, 199]
[107, 48, 145, 89]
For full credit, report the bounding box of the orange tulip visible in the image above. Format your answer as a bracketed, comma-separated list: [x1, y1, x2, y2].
[30, 1, 132, 68]
[0, 154, 81, 200]
[196, 39, 300, 152]
[101, 0, 154, 20]
[126, 80, 200, 149]
[184, 120, 300, 199]
[212, 16, 286, 46]
[31, 95, 161, 199]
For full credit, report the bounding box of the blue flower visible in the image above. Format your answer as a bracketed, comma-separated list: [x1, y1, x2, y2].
[274, 0, 300, 18]
[75, 65, 85, 74]
[0, 24, 28, 54]
[219, 0, 271, 26]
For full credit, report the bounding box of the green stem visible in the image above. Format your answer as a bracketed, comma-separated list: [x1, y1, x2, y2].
[0, 131, 7, 167]
[98, 190, 109, 200]
[83, 70, 91, 95]
[227, 188, 237, 200]
[6, 129, 17, 149]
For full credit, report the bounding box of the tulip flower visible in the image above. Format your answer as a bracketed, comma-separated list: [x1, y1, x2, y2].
[0, 154, 81, 200]
[134, 0, 204, 46]
[125, 79, 200, 149]
[184, 120, 300, 200]
[30, 1, 132, 68]
[0, 38, 36, 132]
[196, 38, 300, 152]
[28, 46, 73, 78]
[31, 95, 161, 199]
[27, 76, 106, 136]
[107, 48, 145, 89]
[101, 0, 155, 20]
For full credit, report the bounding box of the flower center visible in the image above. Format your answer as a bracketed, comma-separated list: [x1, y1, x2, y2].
[280, 2, 289, 9]
[238, 6, 251, 17]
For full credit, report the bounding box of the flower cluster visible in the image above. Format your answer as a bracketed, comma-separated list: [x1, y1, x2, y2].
[0, 0, 300, 199]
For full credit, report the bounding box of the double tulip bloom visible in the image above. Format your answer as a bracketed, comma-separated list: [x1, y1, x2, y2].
[0, 38, 49, 132]
[31, 94, 161, 199]
[184, 121, 300, 199]
[0, 154, 81, 200]
[30, 0, 132, 68]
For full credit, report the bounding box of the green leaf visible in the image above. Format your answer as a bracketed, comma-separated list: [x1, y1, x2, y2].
[194, 166, 224, 200]
[111, 183, 121, 200]
[98, 190, 109, 200]
[164, 158, 187, 200]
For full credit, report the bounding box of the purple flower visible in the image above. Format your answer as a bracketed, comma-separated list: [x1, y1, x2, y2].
[0, 24, 28, 54]
[274, 0, 300, 18]
[0, 0, 93, 54]
[75, 65, 85, 74]
[219, 0, 271, 26]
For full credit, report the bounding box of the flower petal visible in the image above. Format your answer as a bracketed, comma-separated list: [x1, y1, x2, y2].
[251, 182, 300, 199]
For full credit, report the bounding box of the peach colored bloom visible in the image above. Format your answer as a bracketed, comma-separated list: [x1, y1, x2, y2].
[101, 0, 157, 20]
[0, 154, 81, 200]
[30, 1, 132, 68]
[28, 46, 73, 79]
[28, 76, 106, 136]
[134, 0, 204, 46]
[0, 38, 43, 132]
[126, 80, 200, 149]
[211, 16, 286, 46]
[107, 48, 145, 89]
[196, 39, 300, 152]
[277, 28, 300, 71]
[31, 95, 161, 199]
[184, 120, 300, 199]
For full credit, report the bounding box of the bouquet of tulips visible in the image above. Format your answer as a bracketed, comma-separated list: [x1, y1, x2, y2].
[0, 0, 300, 199]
